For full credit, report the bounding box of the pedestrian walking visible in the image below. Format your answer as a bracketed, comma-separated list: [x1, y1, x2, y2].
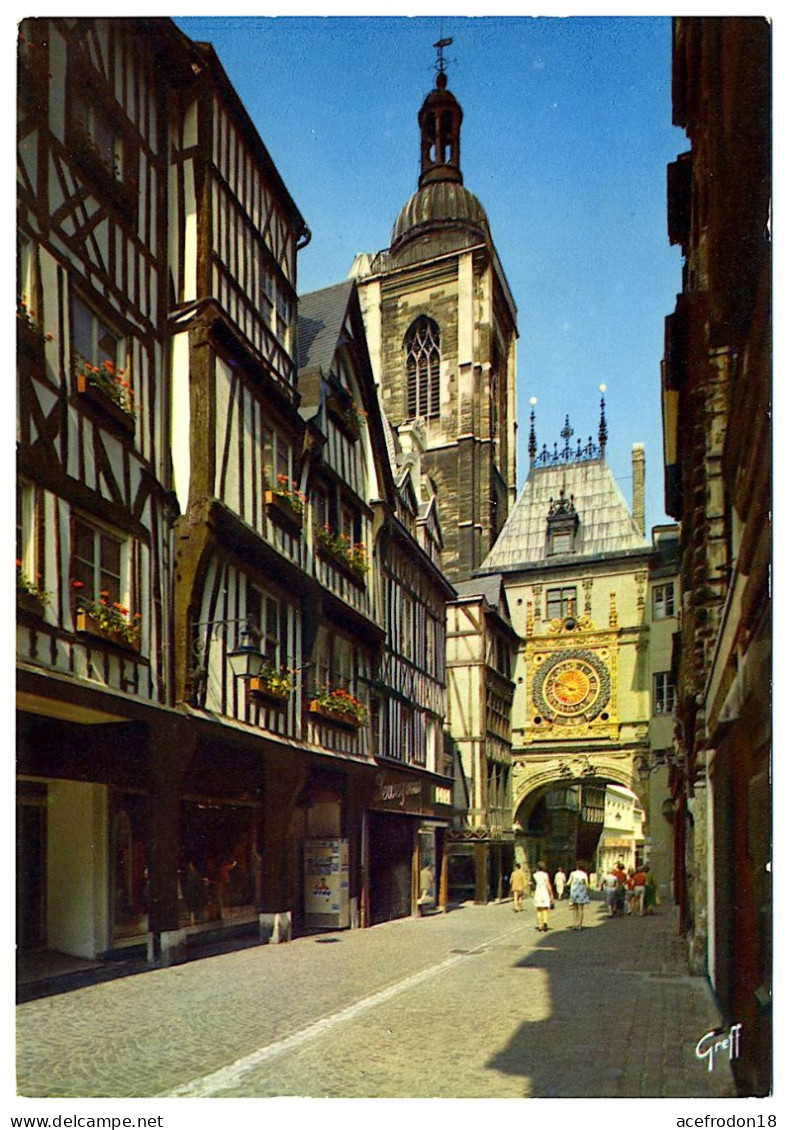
[644, 865, 659, 914]
[532, 860, 554, 932]
[567, 859, 590, 929]
[632, 864, 647, 916]
[509, 862, 527, 912]
[600, 866, 619, 916]
[554, 866, 566, 900]
[613, 860, 627, 916]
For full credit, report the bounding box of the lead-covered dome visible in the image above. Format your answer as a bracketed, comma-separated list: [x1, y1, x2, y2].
[390, 181, 490, 251]
[388, 67, 490, 259]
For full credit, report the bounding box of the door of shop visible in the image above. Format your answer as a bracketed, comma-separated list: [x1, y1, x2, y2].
[16, 786, 47, 950]
[368, 813, 413, 925]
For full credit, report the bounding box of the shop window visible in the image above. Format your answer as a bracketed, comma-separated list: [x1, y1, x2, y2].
[405, 316, 440, 419]
[653, 671, 676, 715]
[652, 582, 676, 620]
[111, 793, 148, 939]
[546, 586, 577, 620]
[180, 801, 259, 924]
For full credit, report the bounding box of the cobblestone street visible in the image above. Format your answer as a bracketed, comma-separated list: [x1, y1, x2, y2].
[16, 896, 740, 1102]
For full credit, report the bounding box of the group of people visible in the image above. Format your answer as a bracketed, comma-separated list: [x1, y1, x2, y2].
[600, 861, 659, 917]
[509, 859, 592, 932]
[509, 858, 659, 933]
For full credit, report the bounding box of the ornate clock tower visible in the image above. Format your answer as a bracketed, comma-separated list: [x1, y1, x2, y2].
[476, 402, 665, 881]
[351, 43, 518, 584]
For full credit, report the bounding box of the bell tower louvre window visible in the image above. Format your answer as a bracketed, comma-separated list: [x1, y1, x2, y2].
[405, 316, 440, 419]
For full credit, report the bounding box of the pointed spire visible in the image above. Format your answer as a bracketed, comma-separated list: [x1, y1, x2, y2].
[528, 397, 538, 464]
[598, 384, 608, 456]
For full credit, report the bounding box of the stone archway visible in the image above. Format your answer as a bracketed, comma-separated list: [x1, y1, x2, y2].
[510, 750, 645, 884]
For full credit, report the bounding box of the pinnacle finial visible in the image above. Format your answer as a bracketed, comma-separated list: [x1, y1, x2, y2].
[598, 384, 608, 454]
[528, 397, 537, 463]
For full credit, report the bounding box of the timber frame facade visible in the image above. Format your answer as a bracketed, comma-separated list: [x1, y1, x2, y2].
[16, 17, 453, 970]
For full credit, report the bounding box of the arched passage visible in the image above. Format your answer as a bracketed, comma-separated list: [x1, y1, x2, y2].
[511, 753, 647, 886]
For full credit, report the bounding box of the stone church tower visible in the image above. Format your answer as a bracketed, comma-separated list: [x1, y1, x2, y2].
[351, 52, 518, 584]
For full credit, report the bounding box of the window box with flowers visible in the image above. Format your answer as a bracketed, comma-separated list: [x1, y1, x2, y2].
[265, 476, 305, 533]
[75, 357, 136, 435]
[72, 582, 140, 651]
[16, 561, 48, 617]
[326, 392, 362, 441]
[249, 662, 294, 708]
[315, 526, 369, 584]
[308, 687, 367, 730]
[17, 298, 53, 362]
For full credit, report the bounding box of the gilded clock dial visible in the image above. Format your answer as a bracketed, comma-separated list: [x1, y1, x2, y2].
[532, 649, 612, 722]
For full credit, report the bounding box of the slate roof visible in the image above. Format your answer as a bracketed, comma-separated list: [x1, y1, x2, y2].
[297, 279, 356, 378]
[479, 457, 649, 573]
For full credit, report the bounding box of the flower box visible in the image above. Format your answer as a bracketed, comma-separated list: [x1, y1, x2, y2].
[17, 588, 46, 617]
[76, 372, 135, 435]
[264, 489, 303, 533]
[308, 700, 361, 730]
[17, 317, 45, 361]
[249, 677, 291, 707]
[75, 609, 140, 652]
[326, 394, 360, 441]
[315, 531, 368, 585]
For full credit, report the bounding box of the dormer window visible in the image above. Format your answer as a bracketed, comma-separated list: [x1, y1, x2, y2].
[546, 490, 579, 555]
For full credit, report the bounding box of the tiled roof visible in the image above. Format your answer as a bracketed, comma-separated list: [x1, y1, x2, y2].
[479, 458, 649, 572]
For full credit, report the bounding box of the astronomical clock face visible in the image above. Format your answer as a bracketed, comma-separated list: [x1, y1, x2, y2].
[532, 649, 611, 724]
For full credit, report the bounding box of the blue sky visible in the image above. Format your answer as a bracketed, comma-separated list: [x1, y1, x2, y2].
[174, 14, 685, 530]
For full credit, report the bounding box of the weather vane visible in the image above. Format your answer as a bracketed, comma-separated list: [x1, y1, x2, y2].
[433, 36, 453, 78]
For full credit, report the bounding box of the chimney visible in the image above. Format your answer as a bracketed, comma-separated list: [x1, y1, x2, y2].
[632, 443, 645, 535]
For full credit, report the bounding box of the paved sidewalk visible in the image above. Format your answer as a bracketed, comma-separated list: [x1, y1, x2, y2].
[16, 895, 738, 1099]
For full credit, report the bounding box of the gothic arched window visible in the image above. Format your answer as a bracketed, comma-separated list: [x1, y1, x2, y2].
[405, 316, 440, 419]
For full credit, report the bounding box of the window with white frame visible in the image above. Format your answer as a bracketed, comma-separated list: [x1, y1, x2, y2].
[652, 582, 676, 620]
[17, 480, 40, 591]
[653, 671, 676, 715]
[72, 295, 123, 374]
[313, 628, 357, 696]
[245, 586, 289, 669]
[71, 515, 131, 610]
[17, 235, 39, 328]
[262, 427, 294, 495]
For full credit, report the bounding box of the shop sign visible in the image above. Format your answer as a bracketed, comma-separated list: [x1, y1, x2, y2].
[373, 772, 425, 813]
[432, 785, 452, 807]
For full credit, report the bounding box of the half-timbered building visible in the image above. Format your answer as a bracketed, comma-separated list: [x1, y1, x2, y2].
[16, 17, 191, 962]
[16, 15, 461, 973]
[297, 282, 455, 928]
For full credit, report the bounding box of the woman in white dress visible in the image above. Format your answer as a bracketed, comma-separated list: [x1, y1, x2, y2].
[567, 860, 591, 930]
[532, 860, 554, 932]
